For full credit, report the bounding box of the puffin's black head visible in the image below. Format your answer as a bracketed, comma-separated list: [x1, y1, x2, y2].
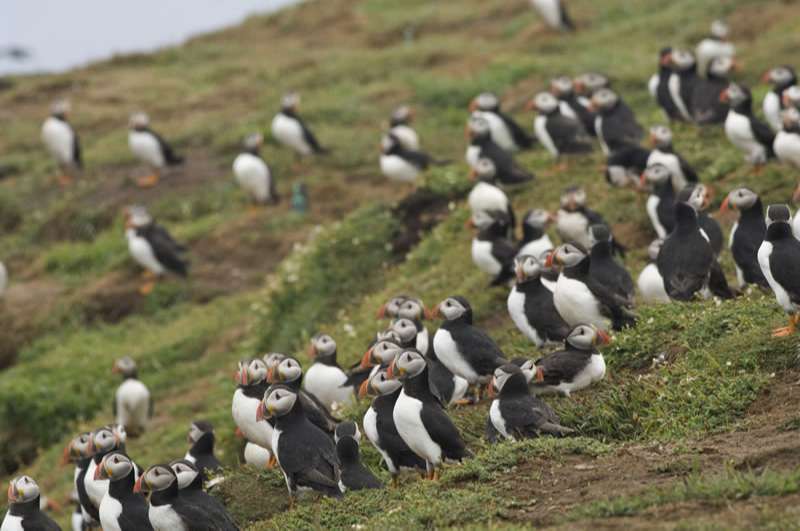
[469, 92, 500, 113]
[309, 333, 337, 363]
[112, 356, 138, 379]
[510, 357, 536, 384]
[336, 435, 361, 463]
[566, 324, 610, 351]
[377, 295, 408, 319]
[262, 352, 287, 375]
[589, 224, 611, 247]
[488, 364, 528, 397]
[589, 88, 619, 113]
[720, 83, 751, 111]
[94, 451, 133, 482]
[134, 464, 176, 496]
[560, 186, 587, 211]
[6, 475, 40, 505]
[766, 204, 792, 225]
[359, 366, 402, 398]
[514, 254, 542, 284]
[470, 157, 497, 183]
[360, 337, 403, 369]
[397, 297, 428, 321]
[548, 243, 588, 269]
[91, 426, 122, 457]
[257, 384, 299, 421]
[648, 125, 672, 149]
[574, 72, 609, 96]
[169, 459, 201, 490]
[281, 92, 300, 112]
[668, 49, 696, 72]
[466, 114, 491, 141]
[549, 75, 574, 98]
[657, 47, 673, 68]
[62, 431, 94, 465]
[235, 358, 268, 387]
[335, 420, 361, 444]
[433, 296, 472, 322]
[188, 420, 214, 445]
[390, 318, 419, 346]
[390, 105, 414, 126]
[243, 133, 263, 154]
[386, 349, 426, 381]
[128, 111, 150, 131]
[528, 92, 560, 115]
[269, 356, 303, 384]
[641, 163, 673, 189]
[721, 187, 759, 213]
[647, 239, 664, 261]
[523, 209, 554, 231]
[762, 66, 797, 90]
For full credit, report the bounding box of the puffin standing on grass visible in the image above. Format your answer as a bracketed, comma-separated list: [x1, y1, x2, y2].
[169, 460, 237, 527]
[113, 356, 151, 438]
[257, 385, 343, 503]
[432, 296, 507, 401]
[488, 364, 573, 440]
[470, 209, 516, 286]
[530, 324, 608, 396]
[389, 105, 419, 150]
[184, 421, 223, 477]
[650, 47, 683, 122]
[469, 92, 533, 152]
[233, 133, 277, 208]
[267, 356, 340, 435]
[762, 66, 797, 132]
[304, 333, 355, 412]
[271, 92, 328, 157]
[549, 76, 596, 134]
[124, 206, 188, 295]
[692, 56, 734, 124]
[388, 350, 470, 481]
[548, 244, 636, 331]
[41, 99, 81, 186]
[231, 359, 275, 467]
[590, 88, 644, 155]
[380, 132, 444, 185]
[2, 476, 60, 531]
[758, 204, 800, 337]
[588, 224, 635, 305]
[95, 452, 153, 531]
[64, 432, 99, 528]
[84, 427, 124, 517]
[335, 422, 383, 490]
[360, 367, 426, 485]
[128, 112, 184, 188]
[465, 115, 534, 184]
[722, 83, 775, 167]
[666, 49, 698, 123]
[507, 254, 570, 348]
[720, 187, 768, 289]
[528, 92, 592, 161]
[638, 239, 670, 304]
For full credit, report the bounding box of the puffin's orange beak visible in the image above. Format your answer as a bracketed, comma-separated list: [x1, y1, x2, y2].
[486, 378, 496, 398]
[430, 305, 442, 319]
[133, 476, 144, 494]
[468, 99, 478, 112]
[719, 89, 729, 103]
[535, 366, 545, 383]
[468, 168, 477, 181]
[376, 304, 387, 319]
[465, 217, 475, 229]
[423, 306, 434, 320]
[93, 463, 105, 481]
[386, 360, 396, 380]
[308, 344, 318, 359]
[255, 401, 267, 423]
[60, 443, 72, 466]
[761, 70, 772, 83]
[639, 172, 647, 187]
[234, 427, 244, 439]
[360, 348, 375, 369]
[596, 330, 612, 346]
[544, 251, 555, 268]
[719, 196, 731, 213]
[524, 99, 536, 112]
[358, 379, 371, 399]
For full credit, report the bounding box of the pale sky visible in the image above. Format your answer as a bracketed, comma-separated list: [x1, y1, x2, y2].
[0, 0, 299, 74]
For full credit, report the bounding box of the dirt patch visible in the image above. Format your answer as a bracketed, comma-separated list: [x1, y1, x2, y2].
[0, 279, 64, 369]
[391, 187, 460, 256]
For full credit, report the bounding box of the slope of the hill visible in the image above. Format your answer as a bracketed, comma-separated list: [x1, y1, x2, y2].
[2, 0, 800, 529]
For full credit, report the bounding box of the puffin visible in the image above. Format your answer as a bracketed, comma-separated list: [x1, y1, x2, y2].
[642, 163, 677, 238]
[590, 88, 644, 154]
[529, 0, 574, 31]
[666, 49, 698, 122]
[720, 187, 768, 289]
[40, 99, 81, 186]
[762, 66, 797, 132]
[548, 244, 636, 331]
[184, 421, 223, 477]
[63, 431, 99, 527]
[530, 324, 608, 396]
[468, 92, 533, 152]
[124, 206, 188, 295]
[588, 224, 635, 305]
[380, 132, 443, 184]
[334, 422, 383, 490]
[487, 364, 573, 440]
[267, 356, 340, 435]
[84, 426, 125, 517]
[680, 184, 724, 257]
[304, 333, 355, 412]
[549, 76, 596, 134]
[2, 476, 60, 531]
[655, 199, 715, 301]
[507, 254, 570, 348]
[692, 56, 734, 124]
[271, 92, 327, 157]
[470, 209, 516, 286]
[95, 452, 153, 531]
[758, 204, 800, 337]
[556, 186, 624, 255]
[528, 92, 592, 160]
[388, 350, 470, 480]
[360, 366, 426, 485]
[774, 107, 800, 168]
[721, 83, 775, 166]
[389, 105, 419, 150]
[467, 157, 515, 235]
[233, 133, 277, 208]
[637, 239, 670, 304]
[650, 47, 682, 121]
[695, 20, 735, 79]
[256, 385, 343, 502]
[517, 209, 555, 260]
[112, 356, 151, 437]
[376, 295, 410, 321]
[134, 464, 238, 530]
[605, 144, 652, 188]
[169, 460, 237, 528]
[231, 358, 275, 464]
[128, 112, 184, 188]
[465, 115, 534, 184]
[646, 125, 698, 192]
[432, 296, 507, 401]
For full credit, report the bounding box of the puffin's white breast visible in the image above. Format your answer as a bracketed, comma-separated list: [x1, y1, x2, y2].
[472, 238, 502, 276]
[556, 210, 590, 249]
[149, 503, 187, 531]
[390, 125, 419, 151]
[99, 494, 124, 531]
[271, 113, 311, 155]
[507, 286, 544, 347]
[758, 241, 796, 313]
[489, 399, 511, 439]
[115, 378, 150, 431]
[468, 182, 508, 216]
[553, 274, 609, 329]
[393, 390, 442, 465]
[433, 328, 479, 383]
[303, 363, 353, 411]
[41, 117, 76, 165]
[380, 154, 419, 183]
[243, 442, 272, 468]
[126, 228, 165, 275]
[637, 263, 670, 304]
[231, 389, 274, 449]
[233, 153, 271, 202]
[129, 130, 165, 168]
[774, 131, 800, 168]
[534, 115, 558, 158]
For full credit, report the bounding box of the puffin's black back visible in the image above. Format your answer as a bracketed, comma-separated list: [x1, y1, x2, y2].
[7, 496, 61, 531]
[336, 436, 383, 490]
[657, 202, 713, 301]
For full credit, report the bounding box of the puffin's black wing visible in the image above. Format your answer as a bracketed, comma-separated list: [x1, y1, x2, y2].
[178, 490, 238, 531]
[116, 495, 153, 531]
[373, 396, 426, 470]
[769, 240, 800, 304]
[523, 283, 571, 341]
[491, 237, 518, 286]
[584, 274, 637, 327]
[300, 392, 339, 435]
[76, 468, 100, 522]
[657, 233, 713, 301]
[141, 224, 189, 277]
[731, 226, 768, 287]
[496, 111, 533, 149]
[400, 148, 433, 170]
[677, 155, 698, 183]
[296, 115, 327, 154]
[72, 130, 83, 169]
[699, 216, 724, 256]
[25, 511, 62, 531]
[708, 260, 736, 299]
[449, 324, 507, 375]
[481, 142, 533, 184]
[607, 145, 651, 172]
[750, 117, 776, 154]
[547, 114, 592, 153]
[504, 395, 574, 438]
[559, 0, 575, 30]
[173, 495, 235, 531]
[607, 102, 644, 147]
[278, 425, 341, 496]
[485, 416, 501, 443]
[535, 350, 592, 386]
[146, 127, 184, 166]
[419, 402, 469, 460]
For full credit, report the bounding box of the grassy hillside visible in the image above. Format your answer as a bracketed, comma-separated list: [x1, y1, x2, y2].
[2, 0, 800, 528]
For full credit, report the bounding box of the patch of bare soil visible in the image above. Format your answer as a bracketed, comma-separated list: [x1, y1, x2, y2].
[495, 371, 800, 529]
[0, 279, 64, 369]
